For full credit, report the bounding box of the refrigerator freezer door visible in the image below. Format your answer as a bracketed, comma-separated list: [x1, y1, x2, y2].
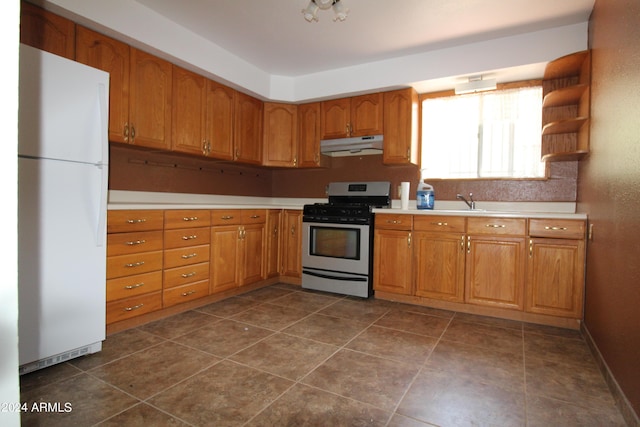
[18, 157, 106, 366]
[18, 44, 109, 165]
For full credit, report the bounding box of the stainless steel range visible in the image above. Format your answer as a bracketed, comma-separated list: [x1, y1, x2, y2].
[302, 181, 391, 298]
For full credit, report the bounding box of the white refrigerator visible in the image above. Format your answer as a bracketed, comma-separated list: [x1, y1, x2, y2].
[17, 44, 110, 374]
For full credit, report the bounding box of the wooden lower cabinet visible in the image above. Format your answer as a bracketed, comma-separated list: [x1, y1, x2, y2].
[210, 224, 242, 292]
[106, 210, 164, 324]
[413, 216, 466, 302]
[281, 210, 302, 279]
[373, 214, 414, 295]
[526, 218, 586, 318]
[264, 210, 282, 279]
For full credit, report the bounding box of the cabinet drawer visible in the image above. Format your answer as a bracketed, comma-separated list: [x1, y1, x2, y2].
[529, 219, 586, 239]
[414, 215, 466, 233]
[107, 210, 163, 233]
[106, 291, 163, 324]
[211, 209, 242, 226]
[164, 244, 210, 269]
[107, 230, 163, 256]
[163, 280, 209, 307]
[164, 227, 211, 249]
[467, 217, 526, 236]
[107, 250, 163, 279]
[164, 209, 211, 229]
[164, 262, 210, 288]
[375, 214, 413, 230]
[241, 209, 267, 224]
[106, 271, 163, 302]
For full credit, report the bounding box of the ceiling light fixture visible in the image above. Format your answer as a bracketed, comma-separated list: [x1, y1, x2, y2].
[454, 75, 497, 95]
[302, 0, 349, 22]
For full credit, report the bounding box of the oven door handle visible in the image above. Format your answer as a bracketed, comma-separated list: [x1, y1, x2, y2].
[302, 269, 367, 282]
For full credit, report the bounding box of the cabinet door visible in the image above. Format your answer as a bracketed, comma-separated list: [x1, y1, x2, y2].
[263, 103, 298, 167]
[172, 66, 206, 156]
[265, 210, 282, 279]
[321, 98, 350, 139]
[414, 232, 465, 302]
[526, 238, 585, 318]
[20, 2, 75, 59]
[234, 91, 263, 164]
[206, 80, 235, 160]
[383, 88, 419, 165]
[241, 224, 265, 285]
[129, 48, 172, 149]
[75, 26, 130, 144]
[350, 93, 383, 136]
[465, 236, 526, 310]
[298, 102, 324, 168]
[281, 210, 302, 278]
[373, 229, 413, 295]
[210, 225, 241, 293]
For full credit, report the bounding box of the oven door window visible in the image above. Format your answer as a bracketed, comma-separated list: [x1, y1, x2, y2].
[310, 226, 361, 260]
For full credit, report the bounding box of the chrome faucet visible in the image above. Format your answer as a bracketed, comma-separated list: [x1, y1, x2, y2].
[457, 193, 476, 210]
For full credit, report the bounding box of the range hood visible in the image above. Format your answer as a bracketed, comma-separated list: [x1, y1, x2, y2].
[320, 135, 383, 157]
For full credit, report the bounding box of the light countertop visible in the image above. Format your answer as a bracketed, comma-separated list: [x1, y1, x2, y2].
[108, 190, 587, 219]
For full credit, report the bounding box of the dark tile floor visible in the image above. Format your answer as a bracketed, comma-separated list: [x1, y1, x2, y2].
[20, 284, 627, 426]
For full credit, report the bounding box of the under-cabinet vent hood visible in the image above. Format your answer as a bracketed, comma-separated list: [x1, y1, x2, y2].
[320, 135, 383, 157]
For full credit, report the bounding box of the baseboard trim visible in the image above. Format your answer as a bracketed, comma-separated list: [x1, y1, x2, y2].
[582, 323, 640, 427]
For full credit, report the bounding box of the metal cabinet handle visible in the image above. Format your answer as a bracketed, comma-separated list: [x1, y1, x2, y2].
[407, 232, 411, 248]
[125, 239, 146, 246]
[182, 235, 198, 240]
[181, 290, 197, 297]
[291, 226, 296, 235]
[460, 235, 465, 251]
[387, 219, 402, 224]
[125, 261, 145, 268]
[123, 303, 144, 312]
[485, 224, 506, 228]
[130, 125, 136, 140]
[126, 218, 147, 224]
[221, 215, 234, 220]
[250, 215, 260, 219]
[181, 253, 198, 259]
[467, 236, 471, 254]
[123, 123, 129, 142]
[181, 272, 197, 278]
[529, 239, 533, 257]
[182, 216, 199, 222]
[431, 222, 448, 226]
[544, 226, 568, 231]
[124, 283, 144, 290]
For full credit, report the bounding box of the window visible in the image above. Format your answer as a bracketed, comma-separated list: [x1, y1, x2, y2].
[420, 86, 545, 179]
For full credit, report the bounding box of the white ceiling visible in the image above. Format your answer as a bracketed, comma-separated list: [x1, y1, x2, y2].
[134, 0, 594, 91]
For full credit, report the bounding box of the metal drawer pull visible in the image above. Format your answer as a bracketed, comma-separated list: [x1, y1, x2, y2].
[124, 283, 144, 290]
[126, 218, 146, 224]
[181, 253, 198, 259]
[221, 215, 234, 220]
[124, 303, 144, 312]
[485, 224, 506, 228]
[125, 239, 146, 246]
[431, 222, 448, 226]
[181, 272, 197, 278]
[387, 219, 402, 224]
[182, 216, 199, 221]
[182, 235, 198, 240]
[544, 226, 568, 231]
[182, 290, 197, 297]
[125, 261, 145, 268]
[250, 215, 260, 219]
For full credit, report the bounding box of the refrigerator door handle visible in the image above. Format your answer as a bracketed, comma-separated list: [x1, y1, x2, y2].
[95, 83, 108, 247]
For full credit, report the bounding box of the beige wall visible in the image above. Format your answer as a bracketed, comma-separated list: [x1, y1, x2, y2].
[579, 0, 640, 418]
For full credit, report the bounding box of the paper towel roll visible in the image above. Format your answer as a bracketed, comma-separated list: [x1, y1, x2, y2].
[400, 182, 410, 210]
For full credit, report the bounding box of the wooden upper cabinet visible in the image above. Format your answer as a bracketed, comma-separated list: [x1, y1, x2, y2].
[20, 1, 75, 59]
[383, 88, 419, 165]
[129, 48, 172, 150]
[234, 91, 263, 164]
[321, 97, 351, 139]
[298, 102, 327, 168]
[76, 26, 130, 144]
[205, 81, 235, 160]
[350, 93, 383, 136]
[172, 66, 207, 156]
[263, 102, 298, 167]
[321, 93, 383, 139]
